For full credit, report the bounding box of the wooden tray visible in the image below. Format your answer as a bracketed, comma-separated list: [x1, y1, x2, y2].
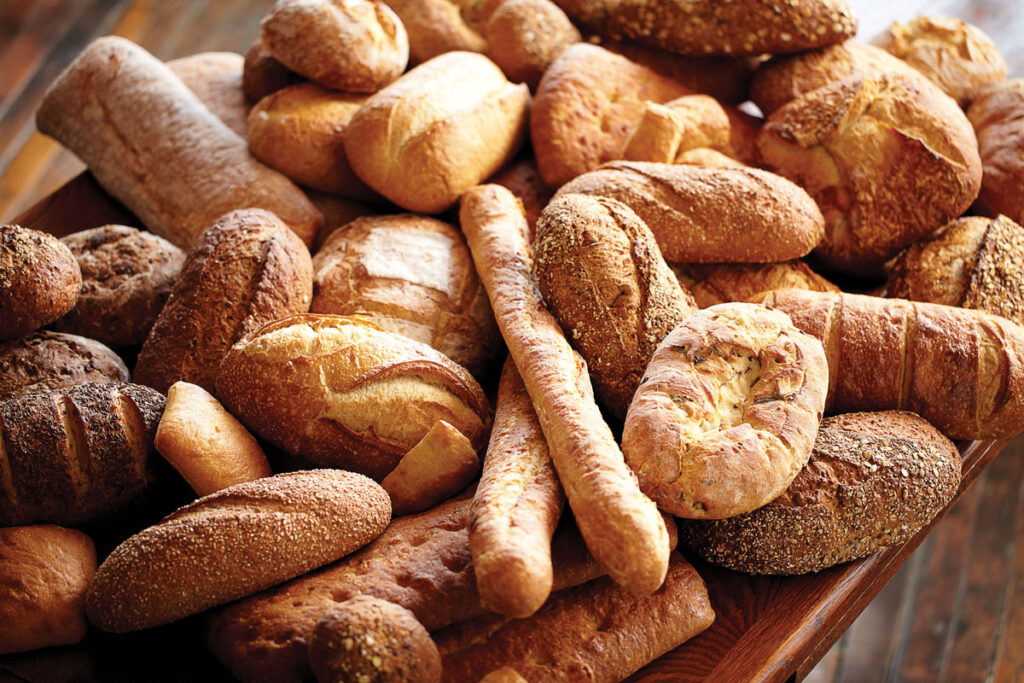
[0, 174, 1010, 683]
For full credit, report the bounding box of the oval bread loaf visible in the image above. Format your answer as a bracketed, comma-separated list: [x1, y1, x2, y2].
[383, 0, 486, 63]
[967, 79, 1024, 225]
[679, 411, 961, 575]
[242, 38, 302, 103]
[215, 314, 491, 480]
[168, 51, 249, 138]
[672, 261, 838, 309]
[0, 224, 81, 340]
[86, 470, 391, 632]
[0, 331, 129, 399]
[482, 0, 581, 89]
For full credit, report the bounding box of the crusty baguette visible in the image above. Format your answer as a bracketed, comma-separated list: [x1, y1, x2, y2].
[168, 51, 249, 138]
[0, 225, 81, 340]
[672, 260, 838, 309]
[35, 36, 322, 249]
[0, 331, 129, 399]
[460, 184, 670, 594]
[86, 470, 391, 633]
[758, 289, 1024, 440]
[469, 357, 565, 618]
[436, 553, 715, 682]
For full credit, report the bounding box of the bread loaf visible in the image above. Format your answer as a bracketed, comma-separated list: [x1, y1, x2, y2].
[488, 158, 551, 240]
[55, 225, 184, 348]
[552, 0, 856, 56]
[555, 161, 825, 264]
[86, 470, 391, 632]
[133, 209, 313, 394]
[0, 382, 165, 527]
[261, 0, 408, 93]
[242, 38, 302, 103]
[306, 192, 378, 251]
[623, 95, 732, 164]
[672, 260, 839, 309]
[482, 0, 580, 89]
[674, 147, 747, 169]
[680, 411, 961, 574]
[436, 553, 715, 683]
[168, 51, 249, 137]
[0, 225, 81, 340]
[967, 79, 1024, 225]
[383, 0, 486, 63]
[875, 16, 1007, 107]
[215, 314, 490, 480]
[247, 83, 376, 199]
[757, 73, 983, 274]
[344, 51, 529, 213]
[35, 36, 322, 249]
[534, 194, 697, 418]
[311, 215, 501, 377]
[0, 331, 129, 399]
[0, 525, 96, 654]
[758, 289, 1024, 440]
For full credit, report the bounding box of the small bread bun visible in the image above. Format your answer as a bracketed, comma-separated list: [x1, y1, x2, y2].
[0, 225, 81, 340]
[483, 0, 580, 89]
[0, 331, 129, 399]
[242, 38, 302, 103]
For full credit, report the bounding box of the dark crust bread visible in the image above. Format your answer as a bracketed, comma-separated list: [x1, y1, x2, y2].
[962, 215, 1024, 326]
[967, 79, 1024, 225]
[242, 39, 303, 103]
[0, 225, 81, 340]
[0, 331, 129, 399]
[679, 411, 962, 575]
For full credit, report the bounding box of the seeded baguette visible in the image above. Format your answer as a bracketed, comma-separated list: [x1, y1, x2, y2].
[0, 331, 129, 399]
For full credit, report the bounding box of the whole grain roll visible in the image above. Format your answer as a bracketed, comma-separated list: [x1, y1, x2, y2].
[555, 161, 825, 264]
[672, 261, 838, 309]
[133, 209, 313, 394]
[242, 38, 302, 103]
[534, 194, 696, 418]
[0, 383, 165, 527]
[311, 215, 501, 377]
[0, 331, 129, 399]
[168, 51, 249, 138]
[215, 314, 491, 480]
[55, 225, 184, 348]
[482, 0, 580, 89]
[679, 411, 961, 575]
[757, 73, 982, 275]
[968, 79, 1024, 225]
[86, 470, 391, 632]
[344, 51, 529, 213]
[0, 225, 81, 340]
[383, 0, 486, 63]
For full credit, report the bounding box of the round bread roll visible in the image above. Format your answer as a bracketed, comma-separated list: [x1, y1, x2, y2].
[0, 330, 129, 399]
[483, 0, 581, 89]
[242, 38, 302, 103]
[622, 303, 828, 519]
[311, 215, 501, 377]
[54, 225, 184, 348]
[0, 525, 96, 655]
[383, 0, 486, 64]
[968, 79, 1024, 225]
[0, 224, 81, 340]
[261, 0, 409, 93]
[308, 596, 441, 683]
[679, 411, 962, 575]
[86, 470, 391, 632]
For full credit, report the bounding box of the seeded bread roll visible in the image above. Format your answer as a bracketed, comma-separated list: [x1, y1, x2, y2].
[534, 194, 697, 418]
[0, 525, 96, 655]
[0, 383, 165, 527]
[168, 51, 249, 138]
[482, 0, 580, 89]
[555, 161, 825, 264]
[968, 79, 1024, 225]
[0, 331, 129, 399]
[86, 470, 391, 632]
[133, 209, 313, 394]
[875, 16, 1007, 107]
[680, 411, 961, 575]
[383, 0, 486, 63]
[0, 225, 81, 340]
[758, 73, 983, 275]
[55, 225, 184, 348]
[242, 38, 302, 103]
[672, 260, 839, 309]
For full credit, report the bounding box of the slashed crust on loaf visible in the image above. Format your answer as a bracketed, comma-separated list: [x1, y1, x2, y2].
[672, 260, 838, 309]
[0, 331, 129, 399]
[967, 79, 1024, 225]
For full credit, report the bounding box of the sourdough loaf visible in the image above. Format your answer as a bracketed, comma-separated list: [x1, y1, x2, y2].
[0, 225, 81, 340]
[0, 331, 128, 399]
[168, 51, 249, 138]
[968, 79, 1024, 225]
[672, 261, 839, 309]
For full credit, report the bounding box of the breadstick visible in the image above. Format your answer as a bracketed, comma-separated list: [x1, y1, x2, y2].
[469, 357, 565, 618]
[459, 184, 670, 594]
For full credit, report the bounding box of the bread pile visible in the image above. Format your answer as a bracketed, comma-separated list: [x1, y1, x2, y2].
[3, 0, 1024, 679]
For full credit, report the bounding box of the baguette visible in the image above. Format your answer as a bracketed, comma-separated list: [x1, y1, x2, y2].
[168, 51, 249, 138]
[758, 289, 1024, 440]
[86, 470, 391, 633]
[460, 184, 670, 594]
[35, 36, 322, 249]
[469, 357, 565, 618]
[0, 331, 129, 399]
[0, 225, 81, 340]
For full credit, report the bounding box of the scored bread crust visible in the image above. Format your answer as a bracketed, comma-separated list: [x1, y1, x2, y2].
[679, 411, 962, 575]
[622, 303, 828, 519]
[886, 216, 990, 307]
[0, 331, 129, 399]
[967, 79, 1024, 225]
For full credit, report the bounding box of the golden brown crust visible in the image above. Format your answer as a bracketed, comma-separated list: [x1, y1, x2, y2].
[674, 147, 747, 169]
[35, 37, 322, 249]
[967, 79, 1024, 225]
[555, 161, 825, 264]
[460, 184, 670, 594]
[0, 225, 81, 340]
[242, 38, 303, 103]
[469, 358, 565, 619]
[0, 331, 129, 399]
[384, 0, 487, 64]
[308, 597, 441, 683]
[0, 383, 164, 527]
[344, 52, 529, 213]
[680, 411, 961, 574]
[757, 73, 983, 275]
[0, 525, 96, 655]
[86, 470, 391, 633]
[483, 0, 580, 89]
[380, 420, 480, 516]
[622, 303, 828, 518]
[623, 96, 732, 164]
[886, 216, 991, 307]
[672, 260, 839, 309]
[133, 209, 313, 394]
[168, 51, 249, 138]
[311, 215, 501, 377]
[55, 225, 184, 348]
[534, 194, 696, 418]
[436, 553, 715, 681]
[487, 157, 552, 241]
[215, 314, 490, 480]
[306, 192, 378, 251]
